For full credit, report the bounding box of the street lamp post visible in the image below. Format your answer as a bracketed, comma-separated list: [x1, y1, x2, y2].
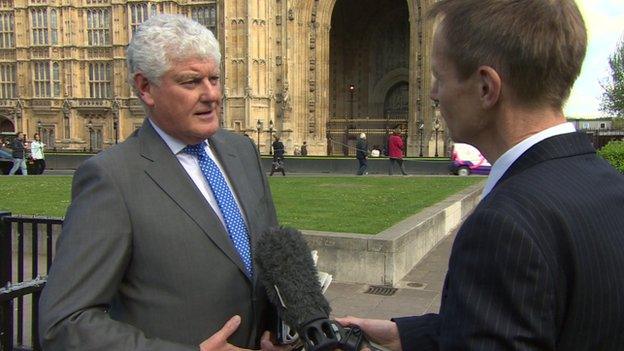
[87, 120, 94, 153]
[432, 100, 440, 157]
[418, 120, 424, 157]
[434, 118, 440, 157]
[268, 120, 274, 155]
[344, 84, 355, 156]
[256, 119, 263, 153]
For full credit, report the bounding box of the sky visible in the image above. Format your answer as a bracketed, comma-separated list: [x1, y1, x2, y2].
[563, 0, 624, 118]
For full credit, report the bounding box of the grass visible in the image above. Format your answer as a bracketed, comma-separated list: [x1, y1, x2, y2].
[0, 175, 482, 234]
[270, 176, 480, 233]
[0, 176, 72, 218]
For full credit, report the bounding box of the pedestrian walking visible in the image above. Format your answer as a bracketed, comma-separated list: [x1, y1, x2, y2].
[270, 135, 286, 176]
[356, 133, 368, 175]
[388, 129, 407, 175]
[9, 132, 28, 175]
[30, 132, 46, 174]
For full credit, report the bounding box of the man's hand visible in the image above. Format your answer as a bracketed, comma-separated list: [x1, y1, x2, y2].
[335, 316, 402, 351]
[199, 315, 252, 351]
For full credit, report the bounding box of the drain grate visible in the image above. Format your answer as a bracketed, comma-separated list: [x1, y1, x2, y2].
[365, 285, 398, 296]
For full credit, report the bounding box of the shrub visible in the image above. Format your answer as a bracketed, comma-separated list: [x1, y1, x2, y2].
[598, 140, 624, 173]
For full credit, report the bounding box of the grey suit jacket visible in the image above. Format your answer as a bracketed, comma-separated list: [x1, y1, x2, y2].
[39, 120, 279, 350]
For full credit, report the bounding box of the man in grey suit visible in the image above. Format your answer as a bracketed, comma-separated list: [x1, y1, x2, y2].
[339, 0, 624, 350]
[40, 15, 285, 351]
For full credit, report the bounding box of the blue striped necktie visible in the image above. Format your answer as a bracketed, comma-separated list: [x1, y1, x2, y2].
[184, 143, 253, 277]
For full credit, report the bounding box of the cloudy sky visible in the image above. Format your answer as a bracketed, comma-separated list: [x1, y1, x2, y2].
[563, 0, 624, 118]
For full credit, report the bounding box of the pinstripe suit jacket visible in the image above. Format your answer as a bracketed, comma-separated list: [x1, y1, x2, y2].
[394, 132, 624, 350]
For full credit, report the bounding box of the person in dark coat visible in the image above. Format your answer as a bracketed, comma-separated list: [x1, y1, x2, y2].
[9, 132, 28, 175]
[270, 135, 285, 176]
[355, 133, 368, 175]
[300, 141, 308, 156]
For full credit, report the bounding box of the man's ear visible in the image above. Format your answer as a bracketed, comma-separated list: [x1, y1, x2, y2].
[476, 66, 501, 109]
[134, 73, 156, 107]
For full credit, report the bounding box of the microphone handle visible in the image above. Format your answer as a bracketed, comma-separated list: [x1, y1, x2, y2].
[298, 319, 384, 351]
[341, 326, 384, 351]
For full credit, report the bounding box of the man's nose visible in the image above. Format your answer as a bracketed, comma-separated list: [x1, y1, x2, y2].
[200, 80, 221, 101]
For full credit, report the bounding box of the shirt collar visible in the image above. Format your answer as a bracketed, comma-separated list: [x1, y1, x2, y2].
[148, 118, 206, 154]
[481, 122, 577, 198]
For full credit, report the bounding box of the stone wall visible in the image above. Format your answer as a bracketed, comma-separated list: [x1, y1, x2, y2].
[303, 181, 483, 286]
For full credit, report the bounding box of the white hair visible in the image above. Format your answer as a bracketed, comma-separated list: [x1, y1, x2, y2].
[126, 14, 221, 95]
[359, 133, 366, 139]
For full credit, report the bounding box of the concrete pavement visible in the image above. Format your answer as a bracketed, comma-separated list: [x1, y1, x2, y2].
[325, 226, 458, 320]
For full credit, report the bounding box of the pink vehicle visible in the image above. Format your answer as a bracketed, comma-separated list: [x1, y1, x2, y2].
[449, 143, 491, 176]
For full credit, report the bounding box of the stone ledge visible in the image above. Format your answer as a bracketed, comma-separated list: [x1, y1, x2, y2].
[302, 181, 484, 286]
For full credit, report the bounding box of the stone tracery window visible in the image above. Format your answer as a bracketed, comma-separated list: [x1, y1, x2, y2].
[129, 3, 158, 36]
[88, 62, 112, 98]
[0, 63, 16, 99]
[30, 8, 58, 45]
[32, 61, 61, 98]
[87, 8, 110, 46]
[0, 11, 14, 48]
[190, 4, 217, 38]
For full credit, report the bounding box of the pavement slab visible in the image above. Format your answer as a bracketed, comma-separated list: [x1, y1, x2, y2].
[325, 226, 458, 320]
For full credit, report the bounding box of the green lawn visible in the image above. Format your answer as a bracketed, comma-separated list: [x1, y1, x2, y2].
[0, 175, 482, 234]
[270, 177, 480, 233]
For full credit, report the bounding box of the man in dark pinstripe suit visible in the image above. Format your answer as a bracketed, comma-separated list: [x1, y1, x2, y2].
[338, 0, 624, 350]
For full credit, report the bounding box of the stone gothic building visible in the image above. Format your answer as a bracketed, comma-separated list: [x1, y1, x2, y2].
[0, 0, 445, 156]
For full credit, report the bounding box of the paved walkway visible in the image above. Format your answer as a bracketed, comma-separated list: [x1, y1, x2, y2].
[325, 226, 458, 320]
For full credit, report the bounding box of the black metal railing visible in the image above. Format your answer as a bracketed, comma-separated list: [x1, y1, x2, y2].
[0, 212, 63, 351]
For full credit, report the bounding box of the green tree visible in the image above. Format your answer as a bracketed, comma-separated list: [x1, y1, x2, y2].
[601, 36, 624, 117]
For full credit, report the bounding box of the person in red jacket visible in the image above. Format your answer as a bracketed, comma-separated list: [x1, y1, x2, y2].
[387, 129, 407, 175]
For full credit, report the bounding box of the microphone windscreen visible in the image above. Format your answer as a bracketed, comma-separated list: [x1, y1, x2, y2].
[255, 227, 331, 329]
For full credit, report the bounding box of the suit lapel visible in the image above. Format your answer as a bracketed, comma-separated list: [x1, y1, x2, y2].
[497, 132, 595, 186]
[138, 120, 248, 277]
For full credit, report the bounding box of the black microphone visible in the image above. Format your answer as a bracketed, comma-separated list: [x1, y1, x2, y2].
[255, 226, 381, 351]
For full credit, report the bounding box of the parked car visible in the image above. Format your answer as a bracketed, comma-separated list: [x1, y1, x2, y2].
[449, 143, 491, 176]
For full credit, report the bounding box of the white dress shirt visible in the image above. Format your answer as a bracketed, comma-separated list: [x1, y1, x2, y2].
[482, 122, 577, 198]
[149, 119, 248, 230]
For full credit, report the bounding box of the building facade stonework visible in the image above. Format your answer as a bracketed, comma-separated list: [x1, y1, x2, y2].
[0, 0, 444, 156]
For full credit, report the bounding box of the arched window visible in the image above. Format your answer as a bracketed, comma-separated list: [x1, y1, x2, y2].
[190, 4, 218, 37]
[0, 12, 15, 48]
[129, 3, 158, 36]
[88, 62, 112, 98]
[87, 8, 111, 46]
[53, 62, 61, 96]
[50, 9, 58, 44]
[0, 63, 16, 98]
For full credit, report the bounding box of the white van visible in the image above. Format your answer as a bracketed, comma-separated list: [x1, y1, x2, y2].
[449, 143, 491, 176]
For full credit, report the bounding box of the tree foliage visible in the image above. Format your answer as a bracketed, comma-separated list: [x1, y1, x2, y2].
[598, 140, 624, 173]
[601, 36, 624, 118]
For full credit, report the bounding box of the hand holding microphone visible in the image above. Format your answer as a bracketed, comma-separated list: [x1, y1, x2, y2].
[255, 227, 382, 351]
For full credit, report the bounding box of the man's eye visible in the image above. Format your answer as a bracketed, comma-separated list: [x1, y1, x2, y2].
[210, 76, 220, 84]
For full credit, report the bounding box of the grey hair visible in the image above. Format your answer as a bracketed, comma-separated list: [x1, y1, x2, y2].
[126, 14, 221, 95]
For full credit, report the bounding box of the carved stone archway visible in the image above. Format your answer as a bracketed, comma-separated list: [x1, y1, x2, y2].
[0, 115, 15, 133]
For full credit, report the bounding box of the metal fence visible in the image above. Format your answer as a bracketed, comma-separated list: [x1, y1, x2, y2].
[0, 212, 63, 351]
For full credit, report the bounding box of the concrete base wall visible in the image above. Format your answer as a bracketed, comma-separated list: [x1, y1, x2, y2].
[302, 182, 483, 286]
